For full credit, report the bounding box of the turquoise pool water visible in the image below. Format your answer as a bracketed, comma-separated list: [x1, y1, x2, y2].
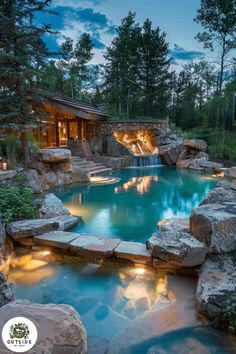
[7, 251, 236, 353]
[56, 166, 218, 242]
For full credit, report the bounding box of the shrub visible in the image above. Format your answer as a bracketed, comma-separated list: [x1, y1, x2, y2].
[0, 185, 37, 223]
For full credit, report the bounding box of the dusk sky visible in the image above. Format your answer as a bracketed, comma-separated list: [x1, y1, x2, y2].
[41, 0, 209, 68]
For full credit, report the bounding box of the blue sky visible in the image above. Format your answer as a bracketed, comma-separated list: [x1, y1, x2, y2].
[41, 0, 207, 68]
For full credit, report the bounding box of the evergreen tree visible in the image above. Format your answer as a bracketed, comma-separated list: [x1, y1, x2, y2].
[105, 12, 140, 118]
[0, 0, 54, 162]
[138, 19, 170, 117]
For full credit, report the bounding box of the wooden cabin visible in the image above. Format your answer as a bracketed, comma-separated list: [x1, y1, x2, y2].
[36, 92, 109, 149]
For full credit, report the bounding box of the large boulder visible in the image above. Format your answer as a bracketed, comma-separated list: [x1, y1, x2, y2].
[183, 139, 207, 152]
[39, 194, 70, 219]
[24, 169, 42, 193]
[6, 219, 59, 240]
[200, 186, 236, 206]
[148, 218, 207, 267]
[40, 148, 71, 162]
[197, 255, 236, 328]
[0, 300, 87, 354]
[105, 135, 131, 157]
[190, 203, 236, 253]
[0, 272, 15, 308]
[177, 150, 222, 172]
[159, 143, 183, 165]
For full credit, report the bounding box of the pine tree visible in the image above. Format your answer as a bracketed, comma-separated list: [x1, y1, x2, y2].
[0, 0, 54, 163]
[138, 19, 170, 117]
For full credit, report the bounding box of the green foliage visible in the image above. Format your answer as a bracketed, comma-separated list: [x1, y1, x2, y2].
[0, 185, 37, 223]
[105, 12, 170, 119]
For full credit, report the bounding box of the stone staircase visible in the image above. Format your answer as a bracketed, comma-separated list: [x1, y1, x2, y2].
[71, 156, 111, 175]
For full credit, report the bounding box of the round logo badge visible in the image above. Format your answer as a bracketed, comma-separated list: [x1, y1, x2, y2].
[2, 317, 37, 353]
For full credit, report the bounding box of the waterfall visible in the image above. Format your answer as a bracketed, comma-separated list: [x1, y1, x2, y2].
[130, 155, 162, 167]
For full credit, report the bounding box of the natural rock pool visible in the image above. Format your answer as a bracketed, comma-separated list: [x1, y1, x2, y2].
[5, 167, 236, 353]
[56, 166, 218, 242]
[6, 250, 236, 353]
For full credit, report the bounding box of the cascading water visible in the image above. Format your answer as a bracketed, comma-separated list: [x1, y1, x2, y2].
[130, 155, 162, 167]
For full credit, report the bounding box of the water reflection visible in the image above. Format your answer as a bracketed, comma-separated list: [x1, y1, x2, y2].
[115, 176, 158, 195]
[56, 167, 218, 242]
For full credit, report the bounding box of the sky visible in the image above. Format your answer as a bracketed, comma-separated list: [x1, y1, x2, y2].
[40, 0, 207, 68]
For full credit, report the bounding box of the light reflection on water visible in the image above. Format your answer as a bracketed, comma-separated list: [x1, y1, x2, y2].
[56, 167, 218, 242]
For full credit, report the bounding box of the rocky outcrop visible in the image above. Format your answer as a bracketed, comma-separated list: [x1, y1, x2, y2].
[176, 139, 222, 172]
[105, 135, 131, 157]
[38, 193, 70, 219]
[24, 168, 42, 193]
[7, 219, 59, 240]
[40, 148, 71, 162]
[0, 272, 14, 307]
[0, 218, 13, 263]
[183, 139, 207, 152]
[148, 218, 207, 267]
[0, 300, 87, 354]
[158, 135, 183, 165]
[197, 256, 236, 329]
[190, 203, 236, 253]
[200, 184, 236, 205]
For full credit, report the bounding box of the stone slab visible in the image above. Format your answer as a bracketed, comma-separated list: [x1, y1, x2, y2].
[229, 166, 236, 178]
[70, 235, 120, 258]
[114, 241, 152, 264]
[7, 219, 59, 240]
[40, 149, 71, 162]
[34, 231, 79, 250]
[0, 170, 16, 181]
[50, 215, 82, 231]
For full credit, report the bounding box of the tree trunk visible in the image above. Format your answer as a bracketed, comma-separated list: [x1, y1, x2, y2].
[21, 131, 30, 164]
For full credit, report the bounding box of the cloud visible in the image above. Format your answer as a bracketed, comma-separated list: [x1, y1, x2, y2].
[53, 0, 107, 7]
[169, 44, 204, 62]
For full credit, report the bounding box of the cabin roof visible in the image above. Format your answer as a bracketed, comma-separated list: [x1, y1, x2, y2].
[41, 91, 110, 120]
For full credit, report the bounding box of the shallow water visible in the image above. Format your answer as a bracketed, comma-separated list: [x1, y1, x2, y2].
[56, 167, 217, 242]
[6, 251, 236, 353]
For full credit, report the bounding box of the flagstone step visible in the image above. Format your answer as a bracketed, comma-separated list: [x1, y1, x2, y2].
[33, 231, 152, 264]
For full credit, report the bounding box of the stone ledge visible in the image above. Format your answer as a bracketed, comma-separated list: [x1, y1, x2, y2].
[114, 241, 152, 265]
[0, 170, 16, 182]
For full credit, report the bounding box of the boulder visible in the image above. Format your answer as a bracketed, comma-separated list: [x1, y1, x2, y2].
[0, 300, 87, 354]
[27, 161, 50, 175]
[0, 218, 13, 262]
[44, 171, 57, 187]
[54, 162, 73, 173]
[0, 170, 16, 182]
[0, 272, 15, 307]
[7, 219, 59, 240]
[24, 169, 42, 193]
[149, 218, 207, 267]
[105, 135, 131, 157]
[232, 180, 236, 191]
[38, 193, 70, 219]
[183, 139, 207, 152]
[56, 171, 72, 185]
[71, 168, 90, 183]
[159, 143, 183, 165]
[177, 150, 222, 172]
[197, 255, 236, 327]
[51, 215, 81, 231]
[190, 203, 236, 253]
[229, 167, 236, 179]
[40, 148, 71, 162]
[200, 186, 236, 205]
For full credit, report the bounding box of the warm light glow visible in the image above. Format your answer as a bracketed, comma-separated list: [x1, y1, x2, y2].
[41, 250, 51, 256]
[134, 267, 145, 275]
[115, 176, 158, 195]
[212, 172, 224, 178]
